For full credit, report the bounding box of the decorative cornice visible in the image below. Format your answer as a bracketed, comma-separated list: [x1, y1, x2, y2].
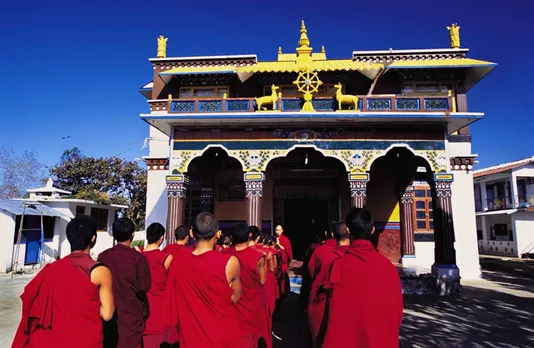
[146, 158, 169, 170]
[245, 180, 263, 198]
[350, 180, 367, 197]
[450, 156, 475, 171]
[435, 181, 452, 197]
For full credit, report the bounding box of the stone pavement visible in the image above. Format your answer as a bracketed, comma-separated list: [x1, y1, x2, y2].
[1, 259, 533, 347]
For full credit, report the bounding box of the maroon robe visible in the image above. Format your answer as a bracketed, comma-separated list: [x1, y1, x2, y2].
[277, 235, 293, 293]
[322, 240, 403, 348]
[300, 242, 321, 309]
[98, 244, 151, 348]
[166, 250, 240, 348]
[164, 243, 189, 257]
[306, 239, 341, 348]
[12, 253, 103, 348]
[230, 247, 265, 347]
[142, 249, 177, 347]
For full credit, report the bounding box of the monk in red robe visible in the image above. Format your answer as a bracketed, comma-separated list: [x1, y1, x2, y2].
[98, 218, 152, 348]
[142, 223, 176, 348]
[164, 225, 190, 257]
[323, 208, 403, 348]
[230, 223, 267, 347]
[307, 222, 349, 348]
[12, 215, 114, 348]
[275, 224, 293, 294]
[166, 212, 242, 348]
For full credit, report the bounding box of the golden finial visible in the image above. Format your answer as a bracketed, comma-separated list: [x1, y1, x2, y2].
[168, 94, 172, 100]
[278, 46, 282, 54]
[298, 20, 310, 47]
[157, 35, 168, 58]
[446, 23, 460, 48]
[321, 45, 325, 53]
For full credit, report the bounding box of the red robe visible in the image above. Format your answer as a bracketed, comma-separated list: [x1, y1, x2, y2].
[12, 253, 102, 348]
[306, 239, 341, 348]
[166, 250, 240, 348]
[322, 240, 403, 348]
[164, 243, 190, 257]
[300, 242, 321, 309]
[98, 244, 151, 348]
[277, 235, 293, 293]
[142, 249, 177, 347]
[230, 247, 266, 347]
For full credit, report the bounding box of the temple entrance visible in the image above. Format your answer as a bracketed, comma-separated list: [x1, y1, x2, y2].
[267, 147, 349, 261]
[283, 199, 329, 261]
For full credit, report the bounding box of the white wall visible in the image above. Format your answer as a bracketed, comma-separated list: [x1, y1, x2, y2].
[513, 163, 534, 178]
[413, 241, 434, 273]
[146, 170, 168, 229]
[0, 211, 16, 273]
[513, 212, 534, 255]
[89, 206, 116, 259]
[451, 170, 482, 279]
[149, 126, 170, 158]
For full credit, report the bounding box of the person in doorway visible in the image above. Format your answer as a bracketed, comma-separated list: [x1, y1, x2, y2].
[142, 223, 176, 348]
[229, 223, 267, 347]
[322, 209, 403, 348]
[307, 222, 349, 348]
[274, 224, 293, 294]
[166, 212, 242, 347]
[98, 218, 152, 348]
[12, 215, 114, 348]
[164, 225, 190, 257]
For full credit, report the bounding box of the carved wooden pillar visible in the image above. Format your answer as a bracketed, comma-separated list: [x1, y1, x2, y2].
[400, 186, 415, 257]
[349, 173, 369, 208]
[200, 188, 214, 213]
[433, 174, 456, 265]
[166, 175, 188, 245]
[244, 172, 264, 228]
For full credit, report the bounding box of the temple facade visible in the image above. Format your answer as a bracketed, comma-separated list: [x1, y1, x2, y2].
[140, 22, 497, 281]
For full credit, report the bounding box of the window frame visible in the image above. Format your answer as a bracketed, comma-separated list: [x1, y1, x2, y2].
[412, 186, 434, 233]
[401, 81, 454, 96]
[90, 208, 109, 232]
[179, 86, 230, 99]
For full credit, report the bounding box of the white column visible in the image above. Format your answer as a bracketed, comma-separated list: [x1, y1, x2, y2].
[510, 172, 518, 208]
[480, 180, 488, 211]
[480, 215, 488, 241]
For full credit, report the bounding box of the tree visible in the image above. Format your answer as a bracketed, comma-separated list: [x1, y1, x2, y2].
[50, 148, 147, 229]
[0, 147, 45, 198]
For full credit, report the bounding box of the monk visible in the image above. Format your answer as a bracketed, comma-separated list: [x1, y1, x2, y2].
[164, 225, 190, 257]
[274, 224, 293, 294]
[307, 222, 349, 348]
[12, 215, 114, 348]
[322, 208, 403, 348]
[166, 212, 242, 348]
[230, 223, 267, 347]
[142, 223, 175, 348]
[300, 221, 337, 311]
[98, 218, 151, 348]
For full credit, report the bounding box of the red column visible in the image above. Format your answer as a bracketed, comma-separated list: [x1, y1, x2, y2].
[244, 172, 264, 228]
[400, 186, 415, 256]
[349, 173, 369, 208]
[166, 175, 188, 245]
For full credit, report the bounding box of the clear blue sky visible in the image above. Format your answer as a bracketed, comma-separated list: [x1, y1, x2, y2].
[1, 0, 532, 170]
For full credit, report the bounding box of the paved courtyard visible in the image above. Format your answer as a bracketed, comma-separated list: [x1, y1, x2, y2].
[1, 258, 533, 347]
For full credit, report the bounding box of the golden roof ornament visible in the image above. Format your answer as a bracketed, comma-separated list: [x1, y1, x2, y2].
[447, 24, 460, 49]
[278, 46, 282, 54]
[321, 45, 326, 53]
[157, 35, 168, 58]
[298, 20, 310, 48]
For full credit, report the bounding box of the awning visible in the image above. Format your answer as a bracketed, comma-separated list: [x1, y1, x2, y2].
[0, 199, 68, 218]
[385, 58, 498, 90]
[236, 60, 383, 81]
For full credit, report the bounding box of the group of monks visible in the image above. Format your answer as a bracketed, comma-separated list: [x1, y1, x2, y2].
[12, 207, 403, 348]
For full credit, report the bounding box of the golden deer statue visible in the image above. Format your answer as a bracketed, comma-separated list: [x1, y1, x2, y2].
[334, 83, 359, 110]
[255, 85, 279, 111]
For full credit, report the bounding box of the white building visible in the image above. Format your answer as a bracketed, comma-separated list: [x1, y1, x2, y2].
[474, 156, 534, 257]
[0, 179, 127, 273]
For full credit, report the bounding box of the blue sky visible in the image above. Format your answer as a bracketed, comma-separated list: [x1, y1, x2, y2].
[0, 0, 532, 169]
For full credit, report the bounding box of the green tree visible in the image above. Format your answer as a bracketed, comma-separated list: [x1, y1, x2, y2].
[50, 148, 147, 229]
[0, 147, 45, 198]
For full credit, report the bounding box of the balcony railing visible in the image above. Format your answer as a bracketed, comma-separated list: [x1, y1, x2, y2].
[476, 195, 534, 212]
[148, 95, 453, 114]
[517, 194, 534, 209]
[486, 197, 512, 211]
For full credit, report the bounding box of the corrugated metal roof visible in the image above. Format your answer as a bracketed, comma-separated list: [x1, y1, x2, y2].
[0, 199, 68, 218]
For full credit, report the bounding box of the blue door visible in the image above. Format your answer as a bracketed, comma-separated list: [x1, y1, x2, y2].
[24, 230, 41, 265]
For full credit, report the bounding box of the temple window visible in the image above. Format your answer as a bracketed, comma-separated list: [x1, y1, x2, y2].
[179, 86, 229, 99]
[90, 208, 109, 232]
[264, 83, 338, 97]
[413, 186, 434, 232]
[402, 83, 453, 95]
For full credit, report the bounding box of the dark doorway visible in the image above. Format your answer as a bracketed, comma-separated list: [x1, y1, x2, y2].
[283, 199, 329, 260]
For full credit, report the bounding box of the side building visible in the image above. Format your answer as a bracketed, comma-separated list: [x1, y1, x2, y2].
[140, 22, 497, 281]
[474, 156, 534, 257]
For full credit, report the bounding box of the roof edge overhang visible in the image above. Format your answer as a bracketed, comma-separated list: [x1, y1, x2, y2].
[141, 111, 481, 136]
[149, 54, 258, 63]
[353, 48, 470, 56]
